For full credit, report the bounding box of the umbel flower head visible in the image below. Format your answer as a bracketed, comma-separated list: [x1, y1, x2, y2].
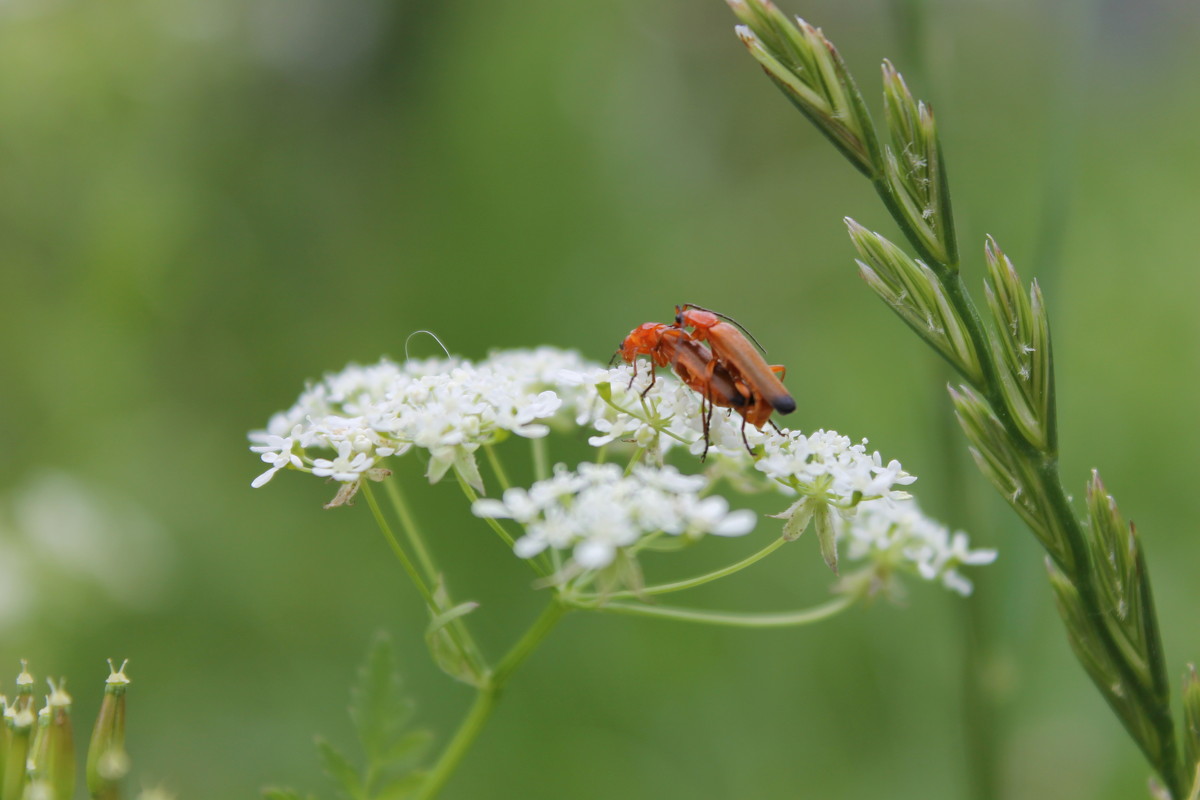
[248, 349, 591, 494]
[471, 462, 757, 573]
[250, 346, 994, 597]
[838, 499, 997, 597]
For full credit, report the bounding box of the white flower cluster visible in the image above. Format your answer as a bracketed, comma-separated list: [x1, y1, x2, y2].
[839, 499, 998, 596]
[557, 362, 768, 461]
[249, 349, 594, 492]
[250, 344, 997, 595]
[757, 428, 917, 522]
[471, 462, 756, 571]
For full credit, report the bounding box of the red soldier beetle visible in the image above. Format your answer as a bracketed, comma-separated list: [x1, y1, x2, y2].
[673, 304, 797, 418]
[616, 322, 749, 457]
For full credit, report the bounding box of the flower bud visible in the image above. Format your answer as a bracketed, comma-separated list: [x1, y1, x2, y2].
[1, 689, 35, 800]
[27, 679, 74, 800]
[87, 660, 131, 800]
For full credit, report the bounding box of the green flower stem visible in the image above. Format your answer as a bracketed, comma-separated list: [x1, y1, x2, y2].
[382, 477, 440, 583]
[483, 444, 512, 491]
[455, 464, 553, 578]
[622, 446, 645, 476]
[575, 535, 789, 603]
[418, 601, 569, 800]
[362, 481, 484, 679]
[454, 472, 516, 551]
[585, 594, 856, 628]
[531, 436, 550, 481]
[361, 481, 435, 608]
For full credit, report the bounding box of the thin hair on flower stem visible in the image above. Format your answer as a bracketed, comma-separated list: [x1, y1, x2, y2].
[405, 329, 452, 360]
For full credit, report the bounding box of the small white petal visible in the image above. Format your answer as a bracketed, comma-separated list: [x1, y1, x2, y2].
[712, 509, 757, 537]
[471, 499, 512, 519]
[574, 540, 615, 569]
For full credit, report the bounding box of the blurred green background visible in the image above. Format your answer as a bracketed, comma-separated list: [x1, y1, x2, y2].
[1, 0, 1198, 797]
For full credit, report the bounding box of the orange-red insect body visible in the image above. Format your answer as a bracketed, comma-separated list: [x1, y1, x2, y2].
[674, 304, 796, 417]
[617, 322, 750, 457]
[617, 322, 745, 410]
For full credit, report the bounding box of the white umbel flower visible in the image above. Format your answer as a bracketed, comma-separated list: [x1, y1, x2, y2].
[757, 429, 918, 541]
[471, 462, 756, 571]
[559, 362, 769, 462]
[249, 350, 580, 492]
[839, 499, 997, 596]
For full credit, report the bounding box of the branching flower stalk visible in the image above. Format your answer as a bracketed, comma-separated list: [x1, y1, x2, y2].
[250, 347, 995, 797]
[728, 1, 1191, 795]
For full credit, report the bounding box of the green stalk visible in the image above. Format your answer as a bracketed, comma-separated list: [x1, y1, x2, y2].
[899, 159, 1181, 799]
[361, 481, 435, 608]
[455, 470, 553, 578]
[417, 601, 569, 799]
[483, 445, 512, 491]
[728, 7, 1183, 787]
[382, 477, 440, 583]
[363, 482, 484, 683]
[877, 129, 1183, 800]
[531, 437, 550, 481]
[454, 472, 516, 551]
[575, 536, 789, 602]
[588, 594, 855, 628]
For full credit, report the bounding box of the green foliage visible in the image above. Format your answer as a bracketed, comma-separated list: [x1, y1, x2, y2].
[424, 583, 486, 689]
[272, 635, 430, 800]
[262, 790, 318, 800]
[4, 0, 1199, 797]
[730, 0, 1191, 795]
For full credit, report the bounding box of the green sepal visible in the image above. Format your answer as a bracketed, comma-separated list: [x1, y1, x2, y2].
[813, 502, 838, 574]
[770, 497, 815, 541]
[425, 583, 487, 688]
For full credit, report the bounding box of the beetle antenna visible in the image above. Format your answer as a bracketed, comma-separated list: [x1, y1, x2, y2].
[405, 329, 452, 360]
[678, 303, 769, 354]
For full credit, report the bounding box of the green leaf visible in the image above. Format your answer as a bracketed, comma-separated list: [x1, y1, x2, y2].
[293, 635, 435, 800]
[425, 584, 487, 688]
[262, 788, 317, 800]
[813, 502, 838, 574]
[380, 731, 435, 765]
[317, 738, 362, 800]
[426, 602, 481, 638]
[351, 634, 413, 762]
[372, 772, 427, 800]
